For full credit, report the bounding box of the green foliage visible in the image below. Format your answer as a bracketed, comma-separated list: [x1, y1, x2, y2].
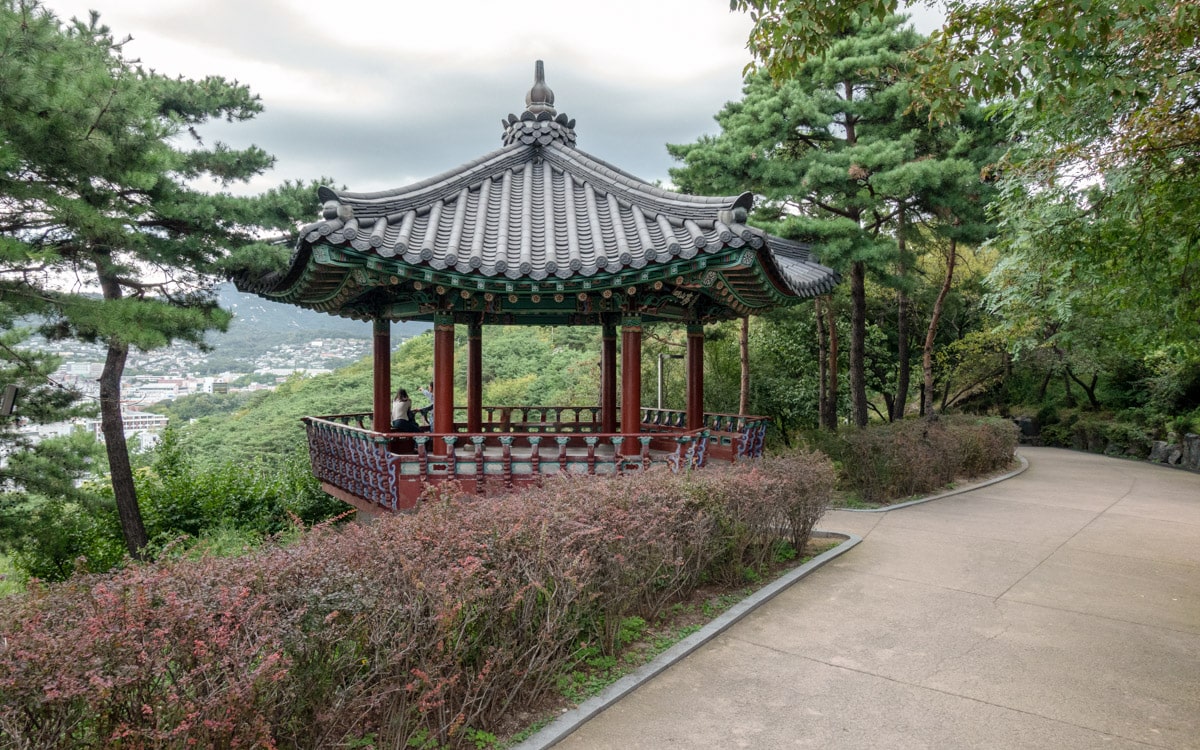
[933, 330, 1009, 411]
[179, 359, 377, 467]
[736, 0, 1200, 157]
[0, 317, 103, 539]
[138, 429, 343, 544]
[1039, 413, 1147, 456]
[0, 0, 325, 555]
[149, 389, 252, 422]
[670, 14, 1002, 426]
[9, 494, 126, 582]
[732, 0, 1200, 376]
[2, 429, 343, 582]
[810, 416, 1017, 503]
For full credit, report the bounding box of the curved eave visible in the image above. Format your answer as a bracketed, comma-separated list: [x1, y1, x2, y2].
[758, 234, 841, 299]
[235, 236, 838, 325]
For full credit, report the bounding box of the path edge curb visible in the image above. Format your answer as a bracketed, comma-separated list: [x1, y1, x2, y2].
[512, 530, 863, 750]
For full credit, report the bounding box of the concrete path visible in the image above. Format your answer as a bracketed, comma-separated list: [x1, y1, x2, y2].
[548, 447, 1200, 749]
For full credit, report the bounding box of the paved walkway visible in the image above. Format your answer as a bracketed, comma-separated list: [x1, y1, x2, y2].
[544, 447, 1200, 749]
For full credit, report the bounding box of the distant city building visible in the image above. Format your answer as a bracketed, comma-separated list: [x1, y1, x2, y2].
[87, 410, 169, 448]
[63, 362, 103, 378]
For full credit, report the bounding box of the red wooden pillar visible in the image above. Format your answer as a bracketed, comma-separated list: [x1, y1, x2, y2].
[372, 317, 391, 433]
[620, 314, 642, 455]
[600, 316, 617, 433]
[432, 313, 455, 455]
[467, 320, 482, 433]
[686, 323, 705, 431]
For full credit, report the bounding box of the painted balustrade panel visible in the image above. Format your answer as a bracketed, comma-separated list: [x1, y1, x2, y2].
[304, 418, 404, 511]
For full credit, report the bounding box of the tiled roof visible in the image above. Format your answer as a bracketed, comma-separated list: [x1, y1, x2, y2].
[237, 62, 838, 322]
[308, 145, 767, 282]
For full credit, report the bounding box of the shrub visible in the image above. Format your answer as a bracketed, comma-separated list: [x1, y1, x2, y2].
[0, 451, 834, 748]
[6, 439, 345, 584]
[0, 559, 290, 748]
[811, 417, 1017, 504]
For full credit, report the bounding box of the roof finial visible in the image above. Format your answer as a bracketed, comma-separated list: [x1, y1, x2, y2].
[502, 60, 577, 148]
[526, 60, 555, 114]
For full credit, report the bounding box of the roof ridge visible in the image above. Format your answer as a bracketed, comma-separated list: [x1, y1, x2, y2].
[318, 143, 531, 209]
[540, 144, 752, 220]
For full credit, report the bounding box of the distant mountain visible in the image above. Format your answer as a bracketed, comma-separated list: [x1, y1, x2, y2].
[214, 283, 429, 342]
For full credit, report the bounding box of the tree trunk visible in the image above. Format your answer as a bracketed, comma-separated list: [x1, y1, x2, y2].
[816, 298, 828, 430]
[843, 83, 867, 429]
[739, 316, 750, 416]
[93, 255, 148, 559]
[923, 238, 957, 421]
[1038, 370, 1053, 400]
[849, 260, 868, 427]
[1059, 357, 1076, 407]
[825, 297, 840, 432]
[893, 207, 910, 421]
[1067, 367, 1101, 410]
[98, 339, 147, 558]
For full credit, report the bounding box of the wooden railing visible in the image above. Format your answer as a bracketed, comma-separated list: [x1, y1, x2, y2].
[472, 405, 602, 433]
[639, 408, 770, 461]
[303, 417, 405, 511]
[303, 406, 769, 513]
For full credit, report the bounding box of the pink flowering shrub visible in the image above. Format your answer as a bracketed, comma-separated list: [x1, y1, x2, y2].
[0, 451, 833, 748]
[0, 558, 289, 748]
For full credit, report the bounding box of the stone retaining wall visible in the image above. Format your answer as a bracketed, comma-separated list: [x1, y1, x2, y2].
[1014, 416, 1200, 472]
[1149, 433, 1200, 471]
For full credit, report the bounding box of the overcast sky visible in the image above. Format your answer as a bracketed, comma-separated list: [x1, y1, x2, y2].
[39, 0, 760, 196]
[43, 0, 940, 199]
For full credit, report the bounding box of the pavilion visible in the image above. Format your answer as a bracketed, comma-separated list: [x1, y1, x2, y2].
[235, 62, 838, 513]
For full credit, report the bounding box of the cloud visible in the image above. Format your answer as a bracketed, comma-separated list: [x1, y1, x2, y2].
[46, 0, 755, 194]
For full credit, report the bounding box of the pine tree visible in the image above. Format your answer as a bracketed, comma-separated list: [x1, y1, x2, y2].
[670, 14, 997, 426]
[0, 0, 317, 557]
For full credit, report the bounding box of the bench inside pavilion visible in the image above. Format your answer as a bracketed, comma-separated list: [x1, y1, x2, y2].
[235, 62, 838, 514]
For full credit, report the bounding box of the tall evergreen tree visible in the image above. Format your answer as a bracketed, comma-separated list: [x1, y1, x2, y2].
[669, 14, 995, 426]
[734, 0, 1200, 361]
[0, 1, 316, 557]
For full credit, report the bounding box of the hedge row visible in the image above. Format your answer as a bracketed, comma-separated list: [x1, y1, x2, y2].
[807, 417, 1018, 504]
[0, 451, 833, 749]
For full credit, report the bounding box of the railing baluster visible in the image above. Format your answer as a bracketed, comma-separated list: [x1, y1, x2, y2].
[528, 436, 542, 484]
[415, 436, 430, 481]
[500, 435, 514, 488]
[472, 435, 486, 495]
[584, 436, 598, 475]
[444, 436, 458, 477]
[556, 436, 569, 473]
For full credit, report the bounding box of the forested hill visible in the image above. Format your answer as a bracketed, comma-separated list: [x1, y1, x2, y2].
[214, 283, 428, 341]
[167, 284, 431, 374]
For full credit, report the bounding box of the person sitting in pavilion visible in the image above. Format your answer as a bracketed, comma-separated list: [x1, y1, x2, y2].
[390, 388, 422, 432]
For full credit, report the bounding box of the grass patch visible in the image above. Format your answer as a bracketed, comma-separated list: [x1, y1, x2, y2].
[0, 553, 22, 597]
